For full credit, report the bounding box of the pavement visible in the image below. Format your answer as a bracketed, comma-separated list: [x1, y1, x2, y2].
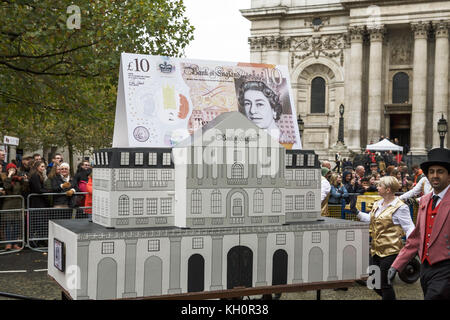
[0, 248, 423, 301]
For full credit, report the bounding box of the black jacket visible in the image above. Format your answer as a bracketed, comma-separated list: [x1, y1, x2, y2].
[51, 175, 78, 206]
[29, 173, 49, 208]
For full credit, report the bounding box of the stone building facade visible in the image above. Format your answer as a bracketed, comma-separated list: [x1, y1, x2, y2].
[242, 0, 450, 161]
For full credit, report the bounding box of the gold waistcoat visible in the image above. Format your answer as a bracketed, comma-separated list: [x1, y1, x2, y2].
[369, 199, 406, 257]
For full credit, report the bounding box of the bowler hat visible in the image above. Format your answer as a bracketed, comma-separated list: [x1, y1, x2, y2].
[420, 148, 450, 174]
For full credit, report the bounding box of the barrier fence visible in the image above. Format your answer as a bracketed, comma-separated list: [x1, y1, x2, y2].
[0, 195, 25, 255]
[1, 192, 418, 254]
[0, 192, 91, 254]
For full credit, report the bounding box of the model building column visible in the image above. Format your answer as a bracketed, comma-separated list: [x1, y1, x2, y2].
[347, 26, 365, 152]
[410, 22, 430, 155]
[168, 236, 182, 294]
[367, 26, 386, 144]
[256, 233, 268, 286]
[327, 230, 338, 281]
[361, 229, 370, 277]
[292, 231, 304, 283]
[433, 21, 449, 148]
[76, 241, 90, 299]
[210, 235, 224, 291]
[122, 239, 138, 298]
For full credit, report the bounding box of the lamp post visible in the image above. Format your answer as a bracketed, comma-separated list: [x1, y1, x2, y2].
[437, 114, 448, 148]
[297, 114, 304, 137]
[338, 104, 345, 144]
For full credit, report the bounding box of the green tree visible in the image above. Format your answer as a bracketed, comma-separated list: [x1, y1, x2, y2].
[0, 0, 194, 169]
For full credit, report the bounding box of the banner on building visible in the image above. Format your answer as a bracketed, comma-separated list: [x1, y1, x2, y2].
[113, 53, 302, 149]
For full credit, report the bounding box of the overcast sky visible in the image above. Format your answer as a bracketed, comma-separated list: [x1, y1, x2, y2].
[183, 0, 251, 62]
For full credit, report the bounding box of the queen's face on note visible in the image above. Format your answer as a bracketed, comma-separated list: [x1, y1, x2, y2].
[243, 89, 277, 130]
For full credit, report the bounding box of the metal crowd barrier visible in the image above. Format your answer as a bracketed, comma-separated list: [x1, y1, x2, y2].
[27, 192, 91, 252]
[325, 193, 417, 223]
[0, 195, 26, 255]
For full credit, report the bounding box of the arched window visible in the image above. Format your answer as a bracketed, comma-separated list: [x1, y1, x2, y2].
[231, 163, 244, 179]
[310, 77, 326, 113]
[272, 189, 282, 212]
[253, 189, 264, 213]
[211, 190, 221, 214]
[191, 190, 202, 214]
[306, 192, 315, 210]
[118, 195, 129, 216]
[392, 72, 409, 104]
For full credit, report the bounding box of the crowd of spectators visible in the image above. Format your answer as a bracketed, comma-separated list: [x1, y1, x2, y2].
[320, 149, 427, 214]
[0, 152, 93, 250]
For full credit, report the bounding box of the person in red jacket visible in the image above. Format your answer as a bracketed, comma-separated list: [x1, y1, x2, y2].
[84, 169, 93, 215]
[388, 147, 450, 300]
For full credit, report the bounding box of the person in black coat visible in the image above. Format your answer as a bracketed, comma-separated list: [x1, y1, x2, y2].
[28, 160, 50, 208]
[51, 162, 78, 208]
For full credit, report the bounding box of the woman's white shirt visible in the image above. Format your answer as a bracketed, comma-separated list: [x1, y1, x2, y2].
[357, 197, 415, 238]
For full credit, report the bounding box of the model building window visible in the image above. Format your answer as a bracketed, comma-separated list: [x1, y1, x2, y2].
[296, 154, 304, 166]
[147, 170, 158, 181]
[133, 169, 144, 181]
[312, 232, 321, 243]
[163, 152, 171, 166]
[93, 154, 97, 166]
[285, 154, 293, 166]
[161, 169, 172, 181]
[253, 189, 264, 213]
[118, 195, 130, 215]
[147, 198, 158, 215]
[231, 163, 244, 179]
[149, 152, 157, 165]
[192, 237, 204, 250]
[232, 198, 243, 216]
[276, 234, 286, 245]
[307, 154, 315, 167]
[272, 189, 282, 212]
[160, 198, 172, 214]
[295, 170, 304, 181]
[191, 190, 202, 214]
[295, 195, 305, 210]
[118, 169, 130, 181]
[286, 195, 293, 211]
[306, 170, 315, 182]
[100, 152, 104, 165]
[392, 72, 409, 104]
[346, 231, 355, 241]
[233, 149, 243, 162]
[306, 192, 315, 210]
[148, 239, 160, 252]
[104, 152, 109, 165]
[311, 77, 326, 113]
[211, 190, 222, 214]
[102, 242, 114, 254]
[135, 152, 143, 165]
[133, 198, 144, 215]
[120, 152, 130, 166]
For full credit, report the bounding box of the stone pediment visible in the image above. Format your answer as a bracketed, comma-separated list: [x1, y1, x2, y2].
[173, 111, 282, 149]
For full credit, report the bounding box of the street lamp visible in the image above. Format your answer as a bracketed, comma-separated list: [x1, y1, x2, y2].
[338, 104, 345, 144]
[437, 114, 448, 148]
[297, 114, 304, 137]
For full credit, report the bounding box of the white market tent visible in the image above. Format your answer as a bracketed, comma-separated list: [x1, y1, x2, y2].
[366, 138, 403, 152]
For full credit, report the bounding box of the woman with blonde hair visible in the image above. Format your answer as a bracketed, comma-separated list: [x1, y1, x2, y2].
[355, 176, 415, 300]
[328, 173, 349, 205]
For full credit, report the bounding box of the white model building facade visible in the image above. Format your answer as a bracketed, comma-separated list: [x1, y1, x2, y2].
[48, 112, 369, 300]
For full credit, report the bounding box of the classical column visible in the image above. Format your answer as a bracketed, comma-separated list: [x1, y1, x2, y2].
[122, 239, 138, 298]
[410, 22, 430, 155]
[265, 35, 280, 64]
[327, 230, 338, 281]
[347, 26, 365, 152]
[76, 241, 90, 299]
[433, 21, 449, 148]
[168, 236, 182, 294]
[256, 233, 268, 286]
[292, 231, 304, 283]
[249, 36, 263, 63]
[210, 235, 224, 291]
[367, 26, 386, 144]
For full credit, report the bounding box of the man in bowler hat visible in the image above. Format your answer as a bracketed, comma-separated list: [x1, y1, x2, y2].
[387, 147, 450, 299]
